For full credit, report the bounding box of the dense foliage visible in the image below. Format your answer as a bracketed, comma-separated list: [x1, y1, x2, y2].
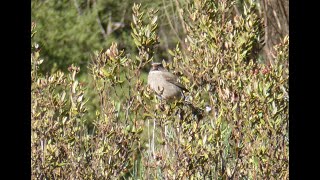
[32, 0, 288, 179]
[31, 0, 136, 73]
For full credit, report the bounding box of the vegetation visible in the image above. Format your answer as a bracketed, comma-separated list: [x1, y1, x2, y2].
[32, 0, 288, 179]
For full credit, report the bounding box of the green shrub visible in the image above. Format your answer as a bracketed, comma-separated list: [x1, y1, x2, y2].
[31, 0, 136, 74]
[32, 1, 288, 179]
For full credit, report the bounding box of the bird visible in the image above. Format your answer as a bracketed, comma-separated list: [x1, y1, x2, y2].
[147, 62, 188, 101]
[148, 62, 205, 120]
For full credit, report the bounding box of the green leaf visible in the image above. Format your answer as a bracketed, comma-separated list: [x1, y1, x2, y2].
[56, 162, 67, 167]
[181, 76, 190, 83]
[168, 49, 175, 56]
[132, 14, 137, 25]
[101, 69, 111, 78]
[151, 16, 158, 24]
[143, 113, 152, 118]
[133, 37, 142, 47]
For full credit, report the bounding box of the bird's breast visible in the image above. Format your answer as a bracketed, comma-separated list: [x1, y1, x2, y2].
[148, 71, 182, 100]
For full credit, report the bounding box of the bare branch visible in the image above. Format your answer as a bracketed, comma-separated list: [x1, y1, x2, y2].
[162, 0, 183, 44]
[97, 15, 107, 39]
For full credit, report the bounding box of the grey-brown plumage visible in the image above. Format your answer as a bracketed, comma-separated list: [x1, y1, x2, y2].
[148, 62, 188, 100]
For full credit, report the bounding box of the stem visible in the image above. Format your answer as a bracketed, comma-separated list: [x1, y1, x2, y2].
[152, 118, 156, 157]
[174, 0, 186, 34]
[162, 0, 183, 43]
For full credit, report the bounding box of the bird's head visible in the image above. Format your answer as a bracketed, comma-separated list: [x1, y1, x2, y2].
[150, 62, 167, 72]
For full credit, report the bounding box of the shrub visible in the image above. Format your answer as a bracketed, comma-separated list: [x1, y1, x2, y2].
[31, 0, 288, 179]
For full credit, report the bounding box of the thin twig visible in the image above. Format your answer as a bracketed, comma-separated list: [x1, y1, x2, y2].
[277, 0, 289, 26]
[262, 0, 272, 63]
[174, 0, 187, 34]
[152, 118, 156, 157]
[162, 0, 183, 44]
[272, 9, 281, 33]
[147, 118, 151, 178]
[93, 0, 107, 39]
[233, 5, 241, 16]
[230, 148, 242, 179]
[96, 15, 107, 39]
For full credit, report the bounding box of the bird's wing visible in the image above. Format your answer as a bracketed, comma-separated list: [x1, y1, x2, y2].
[162, 72, 189, 92]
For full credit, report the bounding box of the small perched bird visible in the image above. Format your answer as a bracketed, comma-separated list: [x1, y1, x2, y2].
[147, 62, 188, 101]
[148, 62, 205, 120]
